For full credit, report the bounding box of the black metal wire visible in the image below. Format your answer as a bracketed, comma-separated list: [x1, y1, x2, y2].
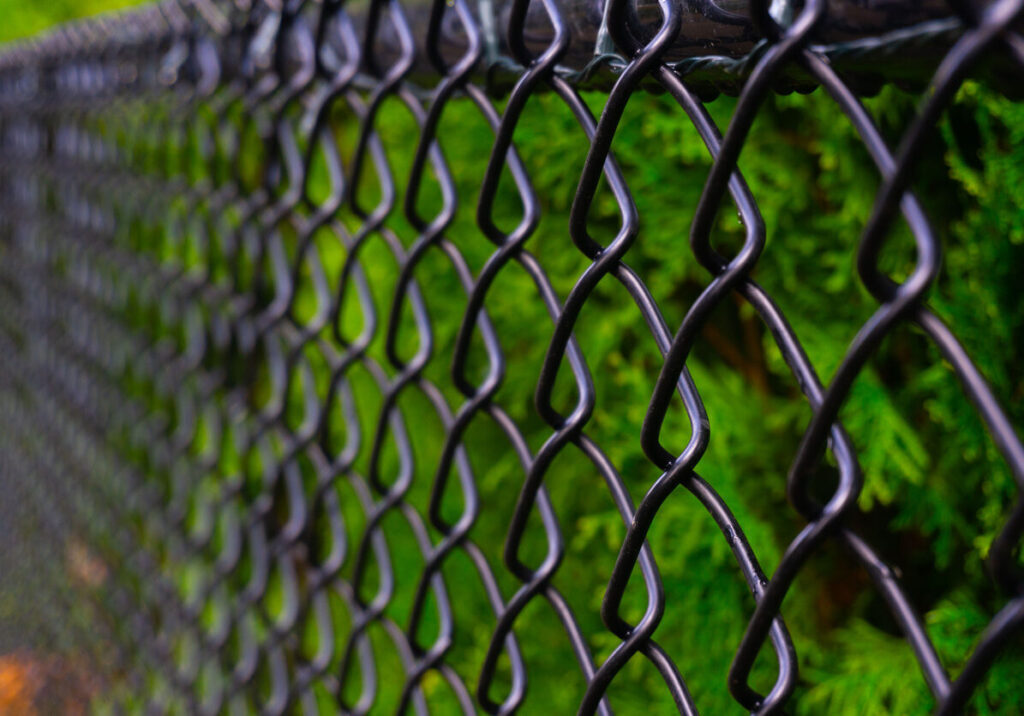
[0, 0, 1021, 713]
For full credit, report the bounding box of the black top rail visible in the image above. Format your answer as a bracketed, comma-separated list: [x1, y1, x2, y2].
[0, 0, 1016, 96]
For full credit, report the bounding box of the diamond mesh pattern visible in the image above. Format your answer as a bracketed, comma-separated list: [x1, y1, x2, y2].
[0, 0, 1022, 713]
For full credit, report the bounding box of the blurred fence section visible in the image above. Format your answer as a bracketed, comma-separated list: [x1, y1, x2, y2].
[0, 0, 1022, 713]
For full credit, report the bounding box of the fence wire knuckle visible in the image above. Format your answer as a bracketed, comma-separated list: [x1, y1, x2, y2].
[0, 0, 1023, 713]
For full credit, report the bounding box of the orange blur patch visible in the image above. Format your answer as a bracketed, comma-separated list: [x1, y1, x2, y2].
[0, 653, 41, 715]
[0, 652, 100, 714]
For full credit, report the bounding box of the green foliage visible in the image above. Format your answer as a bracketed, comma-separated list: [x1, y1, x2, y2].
[274, 82, 1022, 713]
[0, 0, 148, 44]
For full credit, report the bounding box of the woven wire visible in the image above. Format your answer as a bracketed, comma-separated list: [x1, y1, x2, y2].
[0, 0, 1022, 713]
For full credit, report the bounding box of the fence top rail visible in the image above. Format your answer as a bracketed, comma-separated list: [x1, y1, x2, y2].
[0, 0, 1016, 99]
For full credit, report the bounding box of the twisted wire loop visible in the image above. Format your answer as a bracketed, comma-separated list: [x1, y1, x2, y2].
[0, 0, 1022, 713]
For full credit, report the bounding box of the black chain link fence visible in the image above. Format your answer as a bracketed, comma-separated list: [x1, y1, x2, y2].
[0, 0, 1022, 713]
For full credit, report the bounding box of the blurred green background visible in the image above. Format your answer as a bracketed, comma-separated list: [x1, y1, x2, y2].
[0, 0, 148, 44]
[3, 1, 1023, 715]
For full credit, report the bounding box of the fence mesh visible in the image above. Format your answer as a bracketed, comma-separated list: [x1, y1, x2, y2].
[0, 0, 1022, 713]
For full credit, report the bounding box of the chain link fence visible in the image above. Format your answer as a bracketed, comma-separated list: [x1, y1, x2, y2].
[0, 0, 1022, 713]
